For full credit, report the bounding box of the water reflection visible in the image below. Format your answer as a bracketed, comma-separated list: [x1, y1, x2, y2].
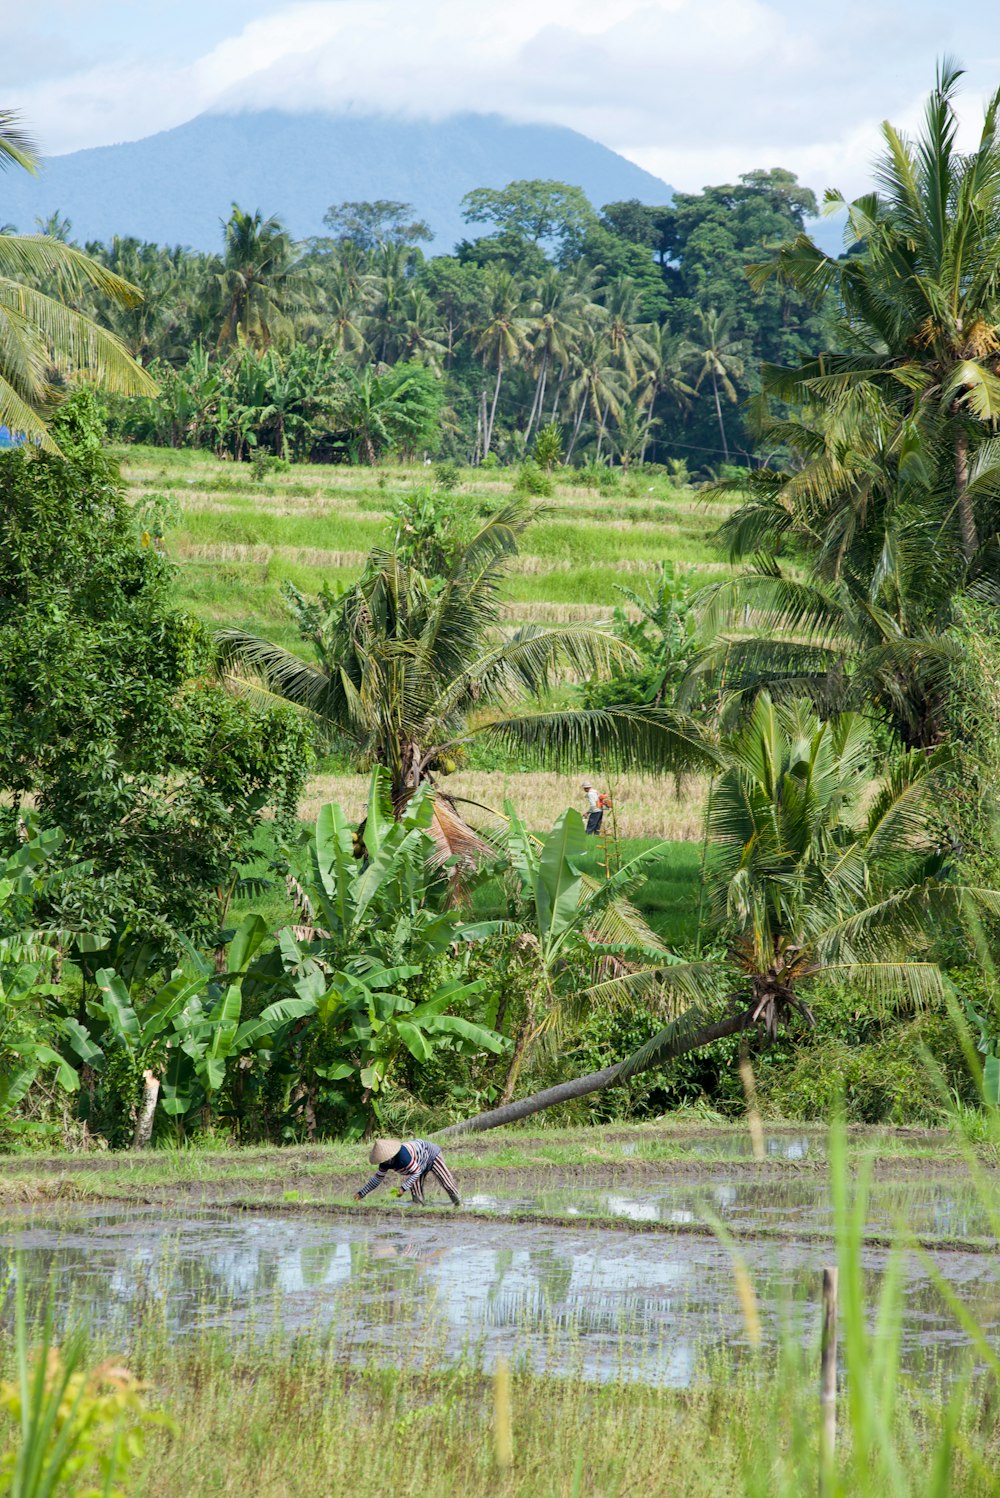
[464, 1176, 1000, 1240]
[0, 1206, 995, 1386]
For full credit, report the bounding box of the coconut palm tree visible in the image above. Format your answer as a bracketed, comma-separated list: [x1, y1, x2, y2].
[686, 307, 745, 463]
[323, 262, 371, 357]
[0, 112, 156, 447]
[397, 285, 447, 371]
[635, 325, 696, 462]
[474, 268, 532, 457]
[748, 60, 1000, 565]
[523, 267, 591, 441]
[565, 331, 629, 462]
[217, 499, 715, 838]
[217, 204, 300, 350]
[441, 695, 999, 1134]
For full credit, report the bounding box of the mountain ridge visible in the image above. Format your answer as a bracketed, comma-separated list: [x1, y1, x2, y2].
[0, 110, 674, 252]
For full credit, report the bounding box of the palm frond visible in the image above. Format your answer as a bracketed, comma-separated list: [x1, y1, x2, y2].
[475, 705, 719, 776]
[0, 280, 157, 396]
[0, 113, 38, 174]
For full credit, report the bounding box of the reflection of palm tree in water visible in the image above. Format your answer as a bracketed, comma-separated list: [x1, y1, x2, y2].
[529, 1247, 573, 1305]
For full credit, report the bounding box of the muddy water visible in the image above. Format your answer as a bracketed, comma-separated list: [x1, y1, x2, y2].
[1, 1205, 996, 1385]
[465, 1175, 1000, 1239]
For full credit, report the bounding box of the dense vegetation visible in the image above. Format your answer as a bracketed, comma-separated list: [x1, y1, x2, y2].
[3, 65, 1000, 1153]
[19, 170, 828, 472]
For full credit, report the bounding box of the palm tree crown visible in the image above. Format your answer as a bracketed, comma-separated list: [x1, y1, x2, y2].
[623, 692, 1000, 1078]
[0, 111, 156, 447]
[749, 59, 1000, 564]
[217, 499, 715, 817]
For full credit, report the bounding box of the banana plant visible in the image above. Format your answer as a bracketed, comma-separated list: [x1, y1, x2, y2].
[88, 914, 269, 1145]
[273, 769, 506, 1133]
[963, 997, 1000, 1107]
[157, 913, 271, 1131]
[0, 828, 102, 1138]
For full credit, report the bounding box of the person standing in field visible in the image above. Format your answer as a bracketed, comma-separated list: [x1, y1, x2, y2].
[354, 1138, 461, 1206]
[582, 780, 609, 835]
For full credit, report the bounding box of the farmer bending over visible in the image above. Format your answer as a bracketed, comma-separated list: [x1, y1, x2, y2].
[355, 1138, 461, 1206]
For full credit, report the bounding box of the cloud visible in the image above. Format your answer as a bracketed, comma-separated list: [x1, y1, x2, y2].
[9, 0, 1000, 202]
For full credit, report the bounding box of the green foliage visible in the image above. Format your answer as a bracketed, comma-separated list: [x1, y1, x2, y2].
[583, 561, 698, 709]
[460, 180, 597, 255]
[0, 416, 312, 948]
[322, 198, 431, 251]
[0, 828, 98, 1147]
[533, 422, 563, 470]
[753, 1016, 971, 1124]
[390, 487, 484, 575]
[512, 460, 553, 498]
[266, 772, 506, 1134]
[432, 458, 461, 491]
[618, 695, 1000, 1093]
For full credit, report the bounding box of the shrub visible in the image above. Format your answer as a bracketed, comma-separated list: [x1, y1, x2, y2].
[533, 422, 563, 470]
[433, 459, 462, 491]
[512, 461, 553, 498]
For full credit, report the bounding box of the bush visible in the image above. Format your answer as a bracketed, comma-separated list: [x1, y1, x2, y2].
[512, 461, 553, 498]
[577, 460, 619, 493]
[433, 459, 462, 492]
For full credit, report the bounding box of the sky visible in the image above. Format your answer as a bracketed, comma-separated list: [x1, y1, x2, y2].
[5, 0, 1000, 202]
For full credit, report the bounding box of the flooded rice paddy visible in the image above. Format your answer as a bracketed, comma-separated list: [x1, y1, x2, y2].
[463, 1172, 999, 1240]
[2, 1160, 997, 1385]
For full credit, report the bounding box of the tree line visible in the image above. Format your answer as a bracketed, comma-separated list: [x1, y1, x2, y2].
[14, 170, 827, 470]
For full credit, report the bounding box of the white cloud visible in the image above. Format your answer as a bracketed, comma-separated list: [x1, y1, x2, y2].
[9, 0, 1000, 202]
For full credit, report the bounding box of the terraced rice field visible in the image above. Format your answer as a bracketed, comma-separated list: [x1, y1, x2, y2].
[120, 446, 726, 845]
[120, 446, 737, 650]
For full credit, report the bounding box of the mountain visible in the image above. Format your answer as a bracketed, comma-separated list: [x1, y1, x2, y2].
[0, 110, 674, 252]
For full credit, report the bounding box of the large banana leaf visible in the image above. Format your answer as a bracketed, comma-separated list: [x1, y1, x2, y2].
[536, 808, 587, 951]
[94, 970, 141, 1054]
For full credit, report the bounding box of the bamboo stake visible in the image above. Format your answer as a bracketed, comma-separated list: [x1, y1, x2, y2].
[820, 1266, 838, 1490]
[494, 1356, 513, 1468]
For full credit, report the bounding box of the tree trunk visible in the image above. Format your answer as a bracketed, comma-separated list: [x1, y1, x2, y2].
[550, 369, 565, 424]
[132, 1069, 161, 1150]
[595, 400, 609, 461]
[955, 426, 977, 563]
[485, 356, 504, 455]
[565, 396, 586, 461]
[525, 357, 544, 442]
[498, 987, 538, 1105]
[536, 360, 549, 437]
[437, 1012, 747, 1137]
[640, 401, 656, 466]
[712, 370, 730, 463]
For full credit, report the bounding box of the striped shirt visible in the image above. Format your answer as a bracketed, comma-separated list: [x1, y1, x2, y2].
[357, 1138, 442, 1198]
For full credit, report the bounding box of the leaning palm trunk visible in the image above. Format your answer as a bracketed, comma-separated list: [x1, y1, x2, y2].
[485, 356, 504, 455]
[437, 1010, 745, 1136]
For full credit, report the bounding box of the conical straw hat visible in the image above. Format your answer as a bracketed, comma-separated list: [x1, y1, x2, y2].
[369, 1138, 402, 1165]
